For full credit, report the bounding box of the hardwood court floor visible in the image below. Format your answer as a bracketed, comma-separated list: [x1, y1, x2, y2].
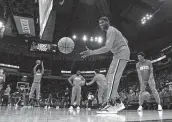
[0, 106, 172, 122]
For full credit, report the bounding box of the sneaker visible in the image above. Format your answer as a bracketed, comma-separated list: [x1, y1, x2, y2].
[88, 108, 91, 111]
[23, 106, 27, 108]
[96, 106, 118, 114]
[107, 102, 125, 113]
[137, 106, 143, 111]
[44, 106, 47, 109]
[76, 106, 80, 110]
[158, 105, 163, 111]
[69, 106, 73, 110]
[56, 106, 59, 109]
[101, 104, 110, 111]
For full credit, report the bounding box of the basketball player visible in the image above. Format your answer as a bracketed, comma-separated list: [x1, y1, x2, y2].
[68, 70, 85, 110]
[80, 16, 130, 113]
[86, 69, 108, 109]
[44, 93, 52, 109]
[29, 61, 44, 107]
[136, 52, 162, 111]
[0, 69, 5, 104]
[3, 84, 11, 106]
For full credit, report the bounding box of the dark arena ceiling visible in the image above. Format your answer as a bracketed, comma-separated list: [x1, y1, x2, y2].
[0, 0, 172, 73]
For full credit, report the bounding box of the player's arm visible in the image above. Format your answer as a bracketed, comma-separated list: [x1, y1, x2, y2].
[149, 61, 154, 81]
[33, 64, 39, 74]
[86, 75, 97, 86]
[3, 73, 5, 82]
[81, 76, 86, 86]
[91, 29, 115, 55]
[41, 61, 44, 75]
[136, 63, 142, 82]
[68, 75, 74, 86]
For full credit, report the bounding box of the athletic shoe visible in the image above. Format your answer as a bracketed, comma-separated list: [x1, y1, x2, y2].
[76, 106, 80, 110]
[158, 105, 163, 111]
[69, 106, 73, 110]
[101, 104, 110, 111]
[56, 106, 59, 109]
[108, 102, 125, 113]
[137, 106, 143, 111]
[88, 108, 91, 111]
[115, 102, 125, 112]
[44, 106, 47, 109]
[96, 106, 118, 114]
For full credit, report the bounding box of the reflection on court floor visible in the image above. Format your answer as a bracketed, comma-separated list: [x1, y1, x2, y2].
[0, 106, 171, 122]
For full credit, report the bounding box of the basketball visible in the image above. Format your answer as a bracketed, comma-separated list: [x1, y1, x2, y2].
[36, 60, 41, 65]
[58, 37, 75, 54]
[141, 91, 150, 102]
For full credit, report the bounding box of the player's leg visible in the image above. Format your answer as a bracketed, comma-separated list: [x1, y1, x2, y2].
[0, 86, 3, 105]
[148, 79, 162, 111]
[102, 86, 108, 103]
[36, 83, 40, 106]
[69, 87, 76, 110]
[29, 83, 36, 107]
[97, 87, 104, 109]
[107, 59, 128, 101]
[76, 87, 81, 110]
[138, 82, 147, 111]
[29, 83, 36, 99]
[102, 59, 127, 112]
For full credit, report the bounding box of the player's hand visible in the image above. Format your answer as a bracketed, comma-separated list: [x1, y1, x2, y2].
[80, 46, 92, 59]
[41, 61, 44, 65]
[86, 83, 88, 86]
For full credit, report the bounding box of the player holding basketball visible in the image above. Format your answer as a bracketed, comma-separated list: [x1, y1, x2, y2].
[68, 70, 85, 110]
[29, 60, 44, 107]
[86, 69, 108, 109]
[0, 69, 5, 104]
[80, 16, 130, 113]
[136, 52, 162, 111]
